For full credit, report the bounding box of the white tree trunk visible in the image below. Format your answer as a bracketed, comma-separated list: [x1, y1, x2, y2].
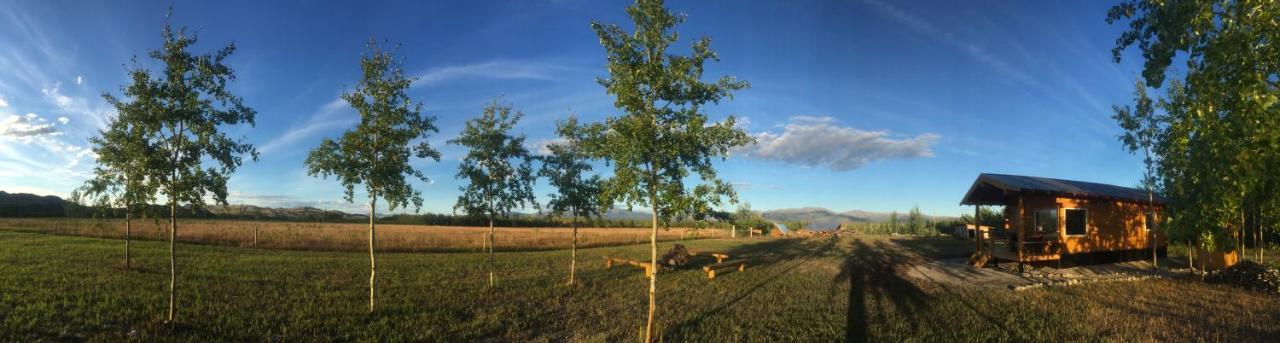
[167, 201, 176, 322]
[1188, 244, 1196, 273]
[369, 197, 377, 313]
[569, 215, 578, 286]
[125, 208, 131, 270]
[1240, 212, 1247, 261]
[489, 218, 496, 287]
[645, 206, 657, 343]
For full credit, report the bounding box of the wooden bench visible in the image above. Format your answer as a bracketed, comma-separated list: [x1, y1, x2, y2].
[604, 256, 659, 277]
[688, 250, 731, 263]
[702, 259, 746, 279]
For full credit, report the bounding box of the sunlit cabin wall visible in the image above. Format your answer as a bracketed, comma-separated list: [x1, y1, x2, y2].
[1007, 195, 1165, 254]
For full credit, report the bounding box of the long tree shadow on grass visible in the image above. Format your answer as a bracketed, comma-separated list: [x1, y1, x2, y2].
[837, 239, 930, 343]
[660, 237, 840, 339]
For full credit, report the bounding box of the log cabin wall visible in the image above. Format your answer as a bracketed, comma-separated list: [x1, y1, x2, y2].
[1052, 197, 1162, 254]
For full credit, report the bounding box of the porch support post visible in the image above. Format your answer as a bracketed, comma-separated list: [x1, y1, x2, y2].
[974, 205, 982, 253]
[1017, 196, 1025, 271]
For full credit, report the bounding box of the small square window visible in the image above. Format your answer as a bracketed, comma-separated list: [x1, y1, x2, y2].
[1034, 209, 1057, 234]
[1065, 209, 1086, 235]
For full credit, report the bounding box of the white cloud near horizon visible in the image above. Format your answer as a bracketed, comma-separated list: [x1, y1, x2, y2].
[739, 116, 939, 171]
[227, 191, 369, 213]
[413, 60, 571, 88]
[0, 113, 60, 138]
[0, 112, 95, 191]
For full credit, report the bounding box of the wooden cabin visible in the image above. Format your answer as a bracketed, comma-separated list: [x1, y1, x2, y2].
[769, 223, 792, 237]
[961, 173, 1166, 268]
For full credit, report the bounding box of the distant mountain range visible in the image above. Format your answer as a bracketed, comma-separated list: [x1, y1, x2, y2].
[1, 190, 956, 226]
[597, 206, 959, 229]
[0, 191, 67, 217]
[205, 204, 368, 221]
[761, 207, 959, 229]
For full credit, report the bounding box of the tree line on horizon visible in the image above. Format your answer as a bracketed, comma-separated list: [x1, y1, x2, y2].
[76, 1, 747, 339]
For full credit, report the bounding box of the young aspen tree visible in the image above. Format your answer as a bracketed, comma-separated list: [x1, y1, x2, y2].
[306, 40, 441, 313]
[82, 115, 154, 272]
[538, 116, 605, 286]
[106, 16, 258, 322]
[585, 0, 752, 340]
[451, 99, 538, 287]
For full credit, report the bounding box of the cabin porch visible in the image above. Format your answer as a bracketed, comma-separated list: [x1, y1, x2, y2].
[974, 228, 1062, 269]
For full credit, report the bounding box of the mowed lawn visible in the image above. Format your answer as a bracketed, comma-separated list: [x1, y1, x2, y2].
[2, 229, 1279, 341]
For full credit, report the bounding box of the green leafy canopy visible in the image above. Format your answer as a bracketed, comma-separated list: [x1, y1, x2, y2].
[538, 116, 606, 220]
[450, 99, 538, 219]
[582, 0, 754, 220]
[102, 19, 257, 210]
[305, 39, 441, 212]
[1109, 0, 1280, 249]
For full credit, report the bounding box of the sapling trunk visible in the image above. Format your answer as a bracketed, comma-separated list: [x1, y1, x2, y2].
[569, 214, 578, 286]
[167, 201, 176, 322]
[369, 197, 377, 313]
[1240, 212, 1246, 261]
[489, 218, 496, 287]
[645, 205, 657, 343]
[125, 209, 131, 270]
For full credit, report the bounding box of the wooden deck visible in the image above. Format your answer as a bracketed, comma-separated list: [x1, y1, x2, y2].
[989, 245, 1060, 263]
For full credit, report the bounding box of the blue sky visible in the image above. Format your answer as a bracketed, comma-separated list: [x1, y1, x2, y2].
[0, 0, 1150, 217]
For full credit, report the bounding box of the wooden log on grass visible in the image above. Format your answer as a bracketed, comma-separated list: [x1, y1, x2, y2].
[702, 259, 747, 279]
[688, 250, 731, 263]
[603, 256, 660, 277]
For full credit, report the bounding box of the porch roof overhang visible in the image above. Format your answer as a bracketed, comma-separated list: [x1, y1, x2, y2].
[960, 173, 1168, 206]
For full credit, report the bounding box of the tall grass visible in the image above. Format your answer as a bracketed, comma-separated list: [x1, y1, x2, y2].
[0, 218, 727, 252]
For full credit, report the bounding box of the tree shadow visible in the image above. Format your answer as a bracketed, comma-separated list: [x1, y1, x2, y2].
[891, 236, 975, 260]
[660, 237, 839, 339]
[836, 239, 929, 343]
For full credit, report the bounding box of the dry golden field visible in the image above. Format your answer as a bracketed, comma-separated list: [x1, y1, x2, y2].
[0, 218, 727, 252]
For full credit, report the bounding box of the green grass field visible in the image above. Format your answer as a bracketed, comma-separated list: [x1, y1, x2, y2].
[2, 229, 1278, 341]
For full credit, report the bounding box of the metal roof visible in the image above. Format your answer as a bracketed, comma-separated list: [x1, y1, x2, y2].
[960, 173, 1165, 206]
[772, 223, 792, 235]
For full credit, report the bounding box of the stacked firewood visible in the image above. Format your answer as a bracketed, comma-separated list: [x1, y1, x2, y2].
[661, 244, 693, 268]
[1205, 260, 1280, 295]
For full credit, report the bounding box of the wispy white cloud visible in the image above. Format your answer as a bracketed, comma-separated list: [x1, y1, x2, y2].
[0, 112, 95, 189]
[862, 0, 1038, 87]
[0, 113, 60, 138]
[739, 116, 939, 171]
[528, 137, 569, 156]
[41, 82, 111, 129]
[258, 97, 352, 155]
[227, 191, 366, 212]
[732, 181, 783, 191]
[413, 60, 571, 88]
[0, 6, 103, 196]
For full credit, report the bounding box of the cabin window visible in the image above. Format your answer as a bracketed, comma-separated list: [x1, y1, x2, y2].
[1065, 208, 1087, 235]
[1144, 212, 1156, 231]
[1034, 209, 1057, 234]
